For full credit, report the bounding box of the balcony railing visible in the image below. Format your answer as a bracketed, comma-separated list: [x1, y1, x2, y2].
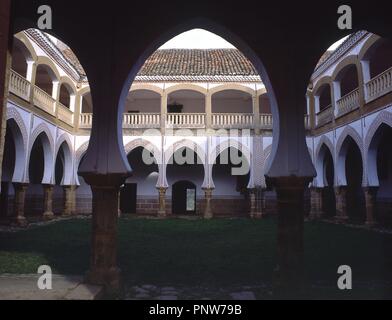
[33, 86, 56, 115]
[316, 105, 334, 127]
[260, 113, 273, 129]
[304, 114, 310, 129]
[123, 113, 160, 128]
[79, 113, 93, 128]
[57, 102, 74, 126]
[9, 70, 30, 101]
[336, 88, 360, 117]
[167, 113, 205, 128]
[212, 113, 253, 129]
[365, 66, 392, 103]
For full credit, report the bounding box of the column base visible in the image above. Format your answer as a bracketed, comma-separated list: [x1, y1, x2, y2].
[251, 211, 267, 219]
[43, 211, 54, 221]
[12, 216, 28, 227]
[85, 266, 121, 295]
[157, 211, 167, 218]
[334, 215, 349, 224]
[365, 220, 376, 227]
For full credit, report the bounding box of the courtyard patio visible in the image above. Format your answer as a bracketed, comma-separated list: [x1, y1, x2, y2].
[0, 217, 391, 299]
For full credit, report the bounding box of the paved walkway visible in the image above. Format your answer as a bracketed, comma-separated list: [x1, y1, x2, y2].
[0, 274, 103, 300]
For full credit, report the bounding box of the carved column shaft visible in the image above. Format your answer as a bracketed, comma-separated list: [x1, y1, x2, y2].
[203, 187, 213, 219]
[63, 185, 77, 216]
[309, 187, 323, 219]
[43, 184, 54, 220]
[157, 187, 167, 217]
[271, 176, 311, 294]
[12, 182, 28, 226]
[85, 184, 121, 292]
[334, 186, 348, 222]
[363, 186, 378, 226]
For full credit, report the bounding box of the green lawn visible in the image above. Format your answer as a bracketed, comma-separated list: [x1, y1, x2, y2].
[0, 217, 391, 299]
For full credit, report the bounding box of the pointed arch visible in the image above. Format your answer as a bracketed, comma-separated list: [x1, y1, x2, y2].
[365, 111, 392, 186]
[28, 123, 55, 184]
[124, 138, 161, 164]
[336, 126, 364, 186]
[314, 135, 335, 187]
[55, 133, 74, 185]
[209, 138, 251, 166]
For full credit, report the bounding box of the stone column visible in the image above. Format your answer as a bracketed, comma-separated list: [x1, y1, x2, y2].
[205, 92, 212, 129]
[62, 185, 77, 216]
[309, 187, 323, 219]
[252, 95, 260, 134]
[42, 184, 54, 220]
[334, 186, 348, 222]
[202, 187, 213, 219]
[253, 187, 266, 219]
[85, 182, 122, 292]
[157, 187, 167, 217]
[270, 176, 311, 294]
[12, 182, 28, 227]
[160, 92, 167, 133]
[249, 188, 256, 218]
[363, 186, 378, 227]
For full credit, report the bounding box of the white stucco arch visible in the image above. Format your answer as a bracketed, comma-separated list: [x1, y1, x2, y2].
[165, 139, 207, 187]
[5, 110, 27, 182]
[335, 126, 364, 186]
[74, 141, 89, 185]
[55, 133, 74, 185]
[314, 135, 335, 187]
[364, 111, 392, 186]
[209, 83, 255, 96]
[209, 138, 252, 188]
[28, 123, 55, 184]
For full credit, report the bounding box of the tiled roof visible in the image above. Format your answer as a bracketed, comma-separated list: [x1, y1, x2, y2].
[28, 30, 261, 83]
[134, 49, 262, 82]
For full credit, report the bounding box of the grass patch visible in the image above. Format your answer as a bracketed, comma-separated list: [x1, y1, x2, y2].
[0, 217, 391, 298]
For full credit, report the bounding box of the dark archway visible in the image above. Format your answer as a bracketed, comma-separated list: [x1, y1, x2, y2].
[369, 124, 392, 226]
[344, 137, 365, 223]
[121, 146, 159, 215]
[167, 146, 204, 215]
[172, 180, 196, 215]
[321, 145, 336, 218]
[212, 147, 250, 216]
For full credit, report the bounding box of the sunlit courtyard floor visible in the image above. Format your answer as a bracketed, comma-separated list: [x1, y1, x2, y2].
[0, 216, 391, 299]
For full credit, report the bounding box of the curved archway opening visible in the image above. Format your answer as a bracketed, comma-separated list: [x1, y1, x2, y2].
[319, 144, 336, 218]
[368, 123, 392, 226]
[343, 137, 365, 223]
[1, 124, 16, 218]
[121, 146, 159, 215]
[212, 90, 252, 114]
[167, 147, 204, 215]
[27, 133, 51, 217]
[212, 146, 250, 217]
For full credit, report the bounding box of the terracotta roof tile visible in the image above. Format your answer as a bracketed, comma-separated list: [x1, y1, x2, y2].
[135, 49, 261, 82]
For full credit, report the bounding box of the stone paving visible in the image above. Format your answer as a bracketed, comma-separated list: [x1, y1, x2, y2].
[125, 284, 267, 300]
[0, 274, 103, 300]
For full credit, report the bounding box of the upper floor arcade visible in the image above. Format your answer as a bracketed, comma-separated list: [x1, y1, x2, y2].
[8, 29, 288, 134]
[308, 31, 392, 133]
